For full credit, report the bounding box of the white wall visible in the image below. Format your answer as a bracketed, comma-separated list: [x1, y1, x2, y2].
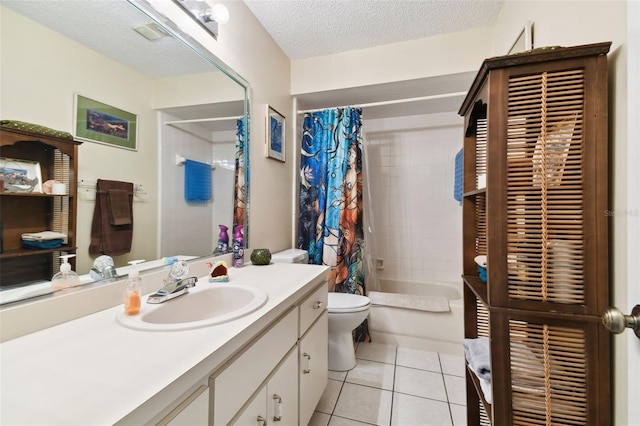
[158, 114, 235, 258]
[147, 0, 294, 252]
[289, 1, 632, 422]
[0, 6, 159, 273]
[0, 4, 247, 274]
[291, 27, 493, 95]
[364, 112, 463, 284]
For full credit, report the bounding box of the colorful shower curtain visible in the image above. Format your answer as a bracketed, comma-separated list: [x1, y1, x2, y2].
[297, 107, 366, 298]
[233, 117, 248, 243]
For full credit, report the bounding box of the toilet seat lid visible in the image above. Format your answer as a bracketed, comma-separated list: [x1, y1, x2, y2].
[328, 292, 370, 312]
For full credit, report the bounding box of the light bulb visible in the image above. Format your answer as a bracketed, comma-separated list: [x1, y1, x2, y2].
[211, 4, 229, 24]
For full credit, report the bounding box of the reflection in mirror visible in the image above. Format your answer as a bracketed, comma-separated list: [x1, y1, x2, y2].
[0, 0, 249, 303]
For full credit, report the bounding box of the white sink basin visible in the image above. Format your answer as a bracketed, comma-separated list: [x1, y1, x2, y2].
[116, 283, 268, 331]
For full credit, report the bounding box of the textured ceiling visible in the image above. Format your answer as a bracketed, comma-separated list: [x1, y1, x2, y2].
[2, 0, 243, 129]
[243, 0, 505, 60]
[1, 0, 214, 79]
[3, 0, 506, 118]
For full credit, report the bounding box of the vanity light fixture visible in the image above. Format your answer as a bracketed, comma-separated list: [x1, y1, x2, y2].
[173, 0, 230, 40]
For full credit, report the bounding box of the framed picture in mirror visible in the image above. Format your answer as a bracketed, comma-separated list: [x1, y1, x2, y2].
[73, 94, 138, 151]
[0, 157, 42, 193]
[266, 105, 285, 162]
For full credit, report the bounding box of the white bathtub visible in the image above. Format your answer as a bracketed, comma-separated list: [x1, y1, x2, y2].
[367, 278, 464, 356]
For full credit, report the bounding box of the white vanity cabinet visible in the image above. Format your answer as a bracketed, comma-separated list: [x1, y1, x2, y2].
[234, 387, 268, 425]
[162, 386, 210, 426]
[267, 348, 299, 424]
[210, 280, 328, 425]
[298, 284, 329, 426]
[234, 348, 299, 425]
[211, 308, 298, 425]
[0, 263, 331, 426]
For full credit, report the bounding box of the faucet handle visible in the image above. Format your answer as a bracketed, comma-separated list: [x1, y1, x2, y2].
[168, 260, 190, 281]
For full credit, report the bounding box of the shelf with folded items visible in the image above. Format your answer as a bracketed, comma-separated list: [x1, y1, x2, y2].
[0, 245, 76, 260]
[0, 125, 81, 288]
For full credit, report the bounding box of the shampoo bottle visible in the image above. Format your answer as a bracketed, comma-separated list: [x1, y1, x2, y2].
[124, 260, 145, 316]
[232, 225, 244, 267]
[214, 224, 229, 254]
[51, 254, 79, 290]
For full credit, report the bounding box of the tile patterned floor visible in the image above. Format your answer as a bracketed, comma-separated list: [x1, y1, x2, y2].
[309, 342, 467, 426]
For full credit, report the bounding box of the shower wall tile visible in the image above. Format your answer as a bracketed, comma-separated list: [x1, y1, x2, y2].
[159, 112, 235, 257]
[364, 112, 463, 284]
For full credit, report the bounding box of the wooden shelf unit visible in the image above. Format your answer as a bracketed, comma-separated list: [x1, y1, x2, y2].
[459, 42, 612, 426]
[0, 126, 81, 287]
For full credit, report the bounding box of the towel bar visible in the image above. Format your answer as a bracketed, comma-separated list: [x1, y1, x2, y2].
[175, 154, 215, 169]
[78, 180, 147, 196]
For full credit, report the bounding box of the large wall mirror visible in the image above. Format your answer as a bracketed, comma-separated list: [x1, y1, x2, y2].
[0, 0, 249, 298]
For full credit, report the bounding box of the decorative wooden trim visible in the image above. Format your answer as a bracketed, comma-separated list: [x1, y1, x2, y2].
[459, 42, 611, 115]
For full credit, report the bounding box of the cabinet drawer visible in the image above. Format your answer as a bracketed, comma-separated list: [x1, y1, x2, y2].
[211, 307, 298, 425]
[299, 282, 327, 337]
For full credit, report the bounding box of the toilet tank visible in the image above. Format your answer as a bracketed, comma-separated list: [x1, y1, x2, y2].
[271, 248, 309, 264]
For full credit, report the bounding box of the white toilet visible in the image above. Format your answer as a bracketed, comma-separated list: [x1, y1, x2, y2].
[270, 249, 370, 371]
[327, 292, 370, 371]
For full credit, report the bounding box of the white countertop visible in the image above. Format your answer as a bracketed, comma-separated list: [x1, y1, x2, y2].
[0, 263, 329, 425]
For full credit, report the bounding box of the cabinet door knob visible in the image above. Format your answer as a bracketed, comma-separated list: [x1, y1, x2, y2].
[602, 305, 640, 338]
[257, 415, 267, 425]
[313, 301, 323, 309]
[303, 352, 311, 373]
[272, 394, 282, 421]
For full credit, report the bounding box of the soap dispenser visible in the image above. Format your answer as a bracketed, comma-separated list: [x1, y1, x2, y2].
[51, 254, 79, 290]
[124, 260, 145, 316]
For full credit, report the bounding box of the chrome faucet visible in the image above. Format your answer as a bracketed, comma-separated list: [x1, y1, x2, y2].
[89, 255, 120, 281]
[146, 259, 196, 304]
[146, 276, 197, 304]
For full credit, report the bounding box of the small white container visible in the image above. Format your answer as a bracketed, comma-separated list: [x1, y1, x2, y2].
[51, 182, 66, 195]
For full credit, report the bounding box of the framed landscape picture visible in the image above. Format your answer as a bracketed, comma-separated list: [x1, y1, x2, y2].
[0, 157, 42, 193]
[266, 105, 285, 162]
[74, 94, 138, 150]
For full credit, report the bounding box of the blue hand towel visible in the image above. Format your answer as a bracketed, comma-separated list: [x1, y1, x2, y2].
[454, 148, 463, 204]
[184, 159, 212, 204]
[22, 239, 64, 250]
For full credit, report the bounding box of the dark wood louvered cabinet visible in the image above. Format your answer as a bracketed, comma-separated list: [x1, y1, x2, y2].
[0, 126, 81, 287]
[459, 42, 611, 425]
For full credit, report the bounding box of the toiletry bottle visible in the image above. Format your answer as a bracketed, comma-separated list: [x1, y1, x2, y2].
[124, 260, 145, 316]
[232, 225, 244, 267]
[214, 224, 229, 254]
[51, 254, 80, 290]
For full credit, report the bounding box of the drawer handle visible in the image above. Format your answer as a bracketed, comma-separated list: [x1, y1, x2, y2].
[272, 394, 283, 421]
[303, 352, 311, 374]
[312, 301, 323, 310]
[257, 415, 267, 425]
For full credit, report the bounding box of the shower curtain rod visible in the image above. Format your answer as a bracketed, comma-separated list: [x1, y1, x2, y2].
[164, 115, 243, 125]
[297, 91, 467, 114]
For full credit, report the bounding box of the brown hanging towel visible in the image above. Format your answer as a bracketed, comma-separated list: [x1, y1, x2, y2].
[89, 179, 134, 256]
